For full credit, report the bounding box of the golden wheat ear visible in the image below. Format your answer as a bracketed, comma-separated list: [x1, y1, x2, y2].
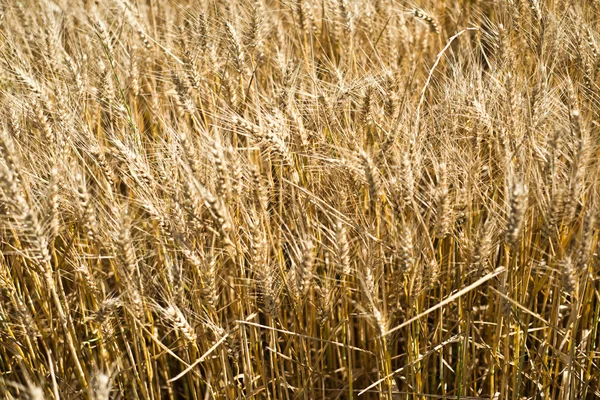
[412, 8, 439, 34]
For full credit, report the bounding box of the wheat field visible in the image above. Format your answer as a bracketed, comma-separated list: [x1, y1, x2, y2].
[0, 0, 599, 398]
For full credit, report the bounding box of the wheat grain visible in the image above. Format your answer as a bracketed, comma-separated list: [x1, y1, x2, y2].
[0, 1, 598, 398]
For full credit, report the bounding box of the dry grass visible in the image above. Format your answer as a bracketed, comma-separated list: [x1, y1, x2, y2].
[0, 0, 599, 398]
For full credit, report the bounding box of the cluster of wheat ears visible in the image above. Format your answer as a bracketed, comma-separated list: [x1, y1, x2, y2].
[0, 0, 599, 398]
